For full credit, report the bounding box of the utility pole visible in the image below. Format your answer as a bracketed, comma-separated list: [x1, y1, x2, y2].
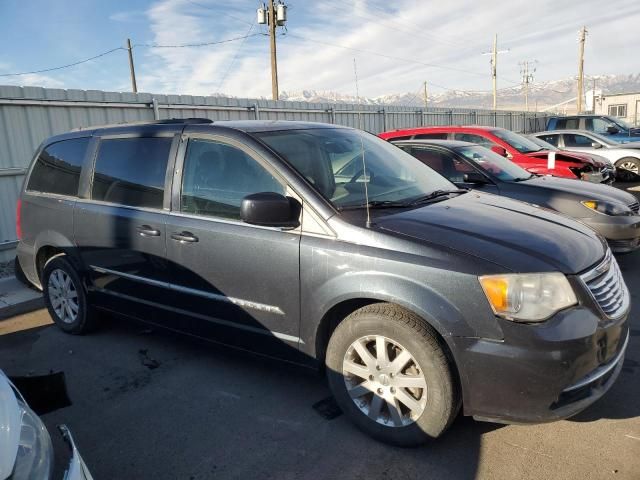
[577, 26, 587, 113]
[519, 60, 536, 112]
[591, 78, 596, 113]
[423, 81, 428, 109]
[482, 34, 509, 111]
[126, 38, 137, 93]
[258, 2, 287, 101]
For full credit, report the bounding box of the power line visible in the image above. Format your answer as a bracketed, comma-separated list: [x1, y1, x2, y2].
[134, 33, 263, 49]
[0, 33, 263, 77]
[0, 47, 125, 77]
[216, 23, 256, 92]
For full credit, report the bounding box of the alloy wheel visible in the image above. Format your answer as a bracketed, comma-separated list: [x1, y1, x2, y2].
[47, 268, 79, 324]
[342, 335, 427, 427]
[618, 160, 639, 174]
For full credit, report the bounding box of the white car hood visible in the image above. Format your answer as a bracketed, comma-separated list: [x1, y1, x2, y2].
[0, 371, 22, 480]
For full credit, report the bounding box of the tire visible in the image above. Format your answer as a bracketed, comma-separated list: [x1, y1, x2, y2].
[42, 255, 97, 334]
[615, 157, 640, 177]
[325, 303, 460, 447]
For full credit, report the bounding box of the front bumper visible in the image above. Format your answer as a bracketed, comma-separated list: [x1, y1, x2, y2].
[58, 425, 93, 480]
[453, 306, 629, 424]
[579, 215, 640, 253]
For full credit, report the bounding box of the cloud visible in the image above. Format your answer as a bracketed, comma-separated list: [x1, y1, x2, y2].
[137, 0, 640, 99]
[0, 72, 65, 89]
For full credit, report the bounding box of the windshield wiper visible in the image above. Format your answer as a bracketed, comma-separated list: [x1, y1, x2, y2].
[339, 200, 413, 210]
[513, 174, 535, 182]
[409, 189, 467, 205]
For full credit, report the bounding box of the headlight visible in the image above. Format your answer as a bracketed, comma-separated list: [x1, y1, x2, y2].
[581, 200, 633, 216]
[11, 400, 53, 480]
[479, 272, 577, 322]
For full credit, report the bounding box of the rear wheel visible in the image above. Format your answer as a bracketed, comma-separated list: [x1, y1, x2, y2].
[325, 304, 459, 446]
[42, 256, 97, 334]
[615, 157, 640, 176]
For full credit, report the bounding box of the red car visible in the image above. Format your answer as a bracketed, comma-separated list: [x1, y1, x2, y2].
[379, 126, 613, 182]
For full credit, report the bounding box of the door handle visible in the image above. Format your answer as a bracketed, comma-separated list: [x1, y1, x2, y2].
[137, 225, 161, 237]
[171, 231, 199, 243]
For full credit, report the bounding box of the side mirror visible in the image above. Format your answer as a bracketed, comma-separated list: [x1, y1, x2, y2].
[463, 171, 490, 184]
[606, 125, 619, 134]
[591, 142, 603, 149]
[490, 145, 508, 157]
[240, 192, 301, 228]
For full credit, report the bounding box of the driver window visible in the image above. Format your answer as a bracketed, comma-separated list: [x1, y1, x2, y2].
[181, 139, 284, 220]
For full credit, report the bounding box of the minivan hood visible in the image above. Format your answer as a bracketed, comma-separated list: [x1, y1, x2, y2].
[375, 192, 605, 274]
[521, 176, 637, 205]
[0, 371, 21, 480]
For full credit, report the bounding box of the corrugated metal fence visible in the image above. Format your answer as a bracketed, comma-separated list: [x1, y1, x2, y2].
[0, 85, 551, 261]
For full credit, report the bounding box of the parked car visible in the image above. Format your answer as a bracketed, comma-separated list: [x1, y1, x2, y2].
[527, 134, 616, 180]
[0, 370, 93, 480]
[391, 139, 640, 253]
[379, 126, 613, 183]
[546, 115, 640, 142]
[532, 130, 640, 176]
[17, 119, 629, 446]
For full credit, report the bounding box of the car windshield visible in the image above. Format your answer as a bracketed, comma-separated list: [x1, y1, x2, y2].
[492, 129, 544, 153]
[608, 117, 632, 130]
[528, 136, 559, 151]
[456, 145, 532, 181]
[255, 128, 456, 209]
[583, 131, 617, 146]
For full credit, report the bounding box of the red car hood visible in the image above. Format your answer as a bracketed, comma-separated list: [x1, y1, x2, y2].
[524, 150, 606, 167]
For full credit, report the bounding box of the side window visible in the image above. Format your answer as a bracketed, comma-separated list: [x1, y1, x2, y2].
[91, 137, 172, 209]
[453, 133, 495, 148]
[539, 134, 559, 146]
[591, 118, 613, 134]
[563, 134, 592, 147]
[27, 138, 89, 196]
[556, 118, 579, 129]
[181, 139, 284, 221]
[414, 133, 448, 140]
[408, 147, 470, 182]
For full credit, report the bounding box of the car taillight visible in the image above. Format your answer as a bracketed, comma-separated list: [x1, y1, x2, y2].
[16, 198, 22, 240]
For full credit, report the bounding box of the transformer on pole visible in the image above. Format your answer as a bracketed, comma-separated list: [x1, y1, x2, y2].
[257, 2, 288, 101]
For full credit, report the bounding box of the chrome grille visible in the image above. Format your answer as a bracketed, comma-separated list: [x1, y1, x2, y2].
[629, 201, 639, 214]
[581, 251, 630, 319]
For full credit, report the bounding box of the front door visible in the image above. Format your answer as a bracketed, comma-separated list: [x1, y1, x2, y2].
[165, 134, 302, 359]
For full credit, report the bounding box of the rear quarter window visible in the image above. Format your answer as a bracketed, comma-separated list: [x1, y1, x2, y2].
[27, 137, 90, 196]
[91, 137, 172, 209]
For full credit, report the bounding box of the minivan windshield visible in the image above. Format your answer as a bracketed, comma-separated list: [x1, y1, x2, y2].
[492, 129, 544, 154]
[256, 128, 457, 209]
[456, 146, 533, 181]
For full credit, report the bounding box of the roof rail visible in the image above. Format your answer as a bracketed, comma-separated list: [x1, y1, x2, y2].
[72, 117, 213, 132]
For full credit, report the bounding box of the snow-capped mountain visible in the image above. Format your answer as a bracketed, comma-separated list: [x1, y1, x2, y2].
[276, 74, 640, 111]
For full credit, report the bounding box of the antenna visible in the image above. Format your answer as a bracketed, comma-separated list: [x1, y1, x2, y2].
[353, 58, 371, 228]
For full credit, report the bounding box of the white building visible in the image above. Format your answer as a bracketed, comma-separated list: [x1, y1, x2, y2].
[594, 91, 640, 126]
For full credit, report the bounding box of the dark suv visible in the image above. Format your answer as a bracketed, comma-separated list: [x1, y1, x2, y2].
[17, 119, 630, 446]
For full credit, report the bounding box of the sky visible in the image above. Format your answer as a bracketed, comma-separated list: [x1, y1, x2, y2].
[0, 0, 639, 99]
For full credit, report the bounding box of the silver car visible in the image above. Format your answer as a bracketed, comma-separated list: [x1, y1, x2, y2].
[533, 130, 640, 175]
[0, 370, 93, 480]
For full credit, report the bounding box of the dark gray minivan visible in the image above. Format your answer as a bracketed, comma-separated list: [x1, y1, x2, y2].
[17, 119, 630, 446]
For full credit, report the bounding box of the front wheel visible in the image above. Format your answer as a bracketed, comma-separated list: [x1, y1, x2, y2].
[42, 256, 97, 334]
[615, 157, 640, 176]
[325, 304, 460, 446]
